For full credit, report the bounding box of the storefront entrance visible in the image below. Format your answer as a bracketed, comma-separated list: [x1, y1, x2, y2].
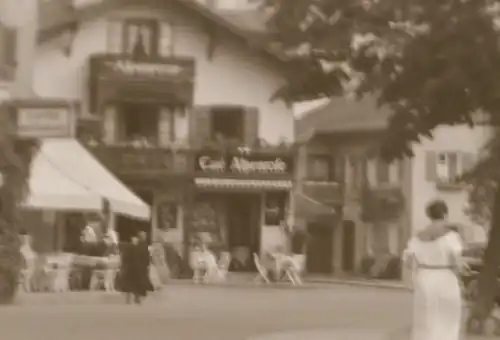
[306, 223, 334, 274]
[226, 193, 260, 272]
[192, 192, 261, 272]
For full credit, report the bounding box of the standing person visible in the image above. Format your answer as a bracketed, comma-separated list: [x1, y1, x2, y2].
[403, 200, 464, 340]
[138, 231, 155, 292]
[120, 235, 150, 304]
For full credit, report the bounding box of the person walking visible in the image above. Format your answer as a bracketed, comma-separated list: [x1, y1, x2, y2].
[403, 200, 464, 340]
[120, 234, 151, 304]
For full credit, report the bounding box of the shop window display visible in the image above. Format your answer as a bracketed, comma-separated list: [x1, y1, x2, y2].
[264, 192, 287, 226]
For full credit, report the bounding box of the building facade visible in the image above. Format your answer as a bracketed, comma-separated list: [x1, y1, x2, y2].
[34, 0, 294, 273]
[296, 97, 488, 277]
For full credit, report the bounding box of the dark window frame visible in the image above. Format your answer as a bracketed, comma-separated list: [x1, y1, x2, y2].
[210, 106, 245, 143]
[375, 158, 390, 185]
[122, 18, 160, 57]
[119, 102, 160, 143]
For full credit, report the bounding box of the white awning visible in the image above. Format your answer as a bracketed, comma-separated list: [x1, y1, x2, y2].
[23, 138, 151, 220]
[195, 178, 292, 190]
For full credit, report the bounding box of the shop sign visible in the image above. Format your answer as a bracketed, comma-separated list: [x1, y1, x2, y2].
[16, 107, 73, 138]
[196, 154, 292, 175]
[107, 60, 184, 78]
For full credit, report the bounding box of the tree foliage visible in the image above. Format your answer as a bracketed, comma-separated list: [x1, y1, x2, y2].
[266, 0, 500, 331]
[464, 129, 500, 228]
[267, 0, 500, 159]
[0, 111, 38, 303]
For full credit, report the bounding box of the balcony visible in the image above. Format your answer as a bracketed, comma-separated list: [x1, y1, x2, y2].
[88, 53, 195, 112]
[87, 144, 192, 179]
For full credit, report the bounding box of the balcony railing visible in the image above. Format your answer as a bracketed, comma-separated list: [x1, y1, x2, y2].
[87, 144, 191, 177]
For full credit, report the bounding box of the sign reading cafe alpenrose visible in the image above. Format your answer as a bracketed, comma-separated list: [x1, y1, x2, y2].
[195, 153, 293, 175]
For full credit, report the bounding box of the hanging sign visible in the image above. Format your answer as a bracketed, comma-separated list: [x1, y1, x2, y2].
[7, 100, 76, 138]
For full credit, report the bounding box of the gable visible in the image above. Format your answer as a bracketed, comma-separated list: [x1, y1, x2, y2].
[37, 0, 281, 64]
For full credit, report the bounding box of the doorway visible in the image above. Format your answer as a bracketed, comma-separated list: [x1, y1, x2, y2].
[306, 223, 334, 274]
[342, 220, 356, 272]
[117, 190, 153, 243]
[226, 193, 260, 272]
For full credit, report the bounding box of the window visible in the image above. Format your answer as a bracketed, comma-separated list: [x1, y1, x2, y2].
[119, 103, 159, 145]
[426, 151, 476, 185]
[123, 19, 159, 58]
[307, 155, 332, 181]
[211, 107, 244, 142]
[264, 192, 287, 226]
[436, 152, 459, 182]
[375, 159, 390, 184]
[157, 202, 178, 230]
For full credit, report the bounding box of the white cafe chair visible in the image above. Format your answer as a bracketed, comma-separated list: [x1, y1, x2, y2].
[214, 252, 231, 282]
[253, 253, 271, 284]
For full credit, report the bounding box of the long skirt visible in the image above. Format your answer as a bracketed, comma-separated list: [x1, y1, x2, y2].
[412, 269, 462, 340]
[119, 267, 153, 297]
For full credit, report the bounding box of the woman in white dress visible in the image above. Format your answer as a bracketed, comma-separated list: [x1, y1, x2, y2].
[403, 200, 464, 340]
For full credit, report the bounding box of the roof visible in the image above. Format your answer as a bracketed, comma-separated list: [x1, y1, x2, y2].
[37, 0, 276, 57]
[216, 9, 267, 34]
[295, 96, 392, 143]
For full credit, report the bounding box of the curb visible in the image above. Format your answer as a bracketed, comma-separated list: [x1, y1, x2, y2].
[307, 279, 410, 291]
[167, 278, 411, 291]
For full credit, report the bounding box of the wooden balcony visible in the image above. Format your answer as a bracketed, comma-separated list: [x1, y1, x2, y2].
[87, 144, 192, 179]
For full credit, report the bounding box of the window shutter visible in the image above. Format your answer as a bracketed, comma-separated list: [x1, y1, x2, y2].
[159, 22, 173, 56]
[398, 158, 405, 181]
[4, 27, 16, 67]
[375, 158, 390, 184]
[333, 155, 345, 183]
[425, 151, 437, 181]
[0, 24, 16, 80]
[158, 107, 172, 147]
[189, 106, 212, 148]
[448, 152, 459, 180]
[106, 20, 123, 53]
[461, 152, 476, 176]
[244, 106, 259, 147]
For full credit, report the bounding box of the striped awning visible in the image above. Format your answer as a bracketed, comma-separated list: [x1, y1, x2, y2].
[194, 178, 292, 190]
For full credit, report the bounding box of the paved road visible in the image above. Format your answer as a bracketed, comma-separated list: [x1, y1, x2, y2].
[0, 284, 486, 340]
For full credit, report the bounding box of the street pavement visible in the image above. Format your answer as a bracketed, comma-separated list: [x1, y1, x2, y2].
[0, 284, 493, 340]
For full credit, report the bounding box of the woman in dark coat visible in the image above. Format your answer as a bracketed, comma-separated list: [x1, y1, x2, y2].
[120, 236, 152, 304]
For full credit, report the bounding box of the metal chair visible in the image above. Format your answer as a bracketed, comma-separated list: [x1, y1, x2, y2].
[253, 253, 271, 284]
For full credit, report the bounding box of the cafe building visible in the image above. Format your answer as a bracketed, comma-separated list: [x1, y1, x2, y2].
[33, 0, 295, 272]
[192, 148, 294, 271]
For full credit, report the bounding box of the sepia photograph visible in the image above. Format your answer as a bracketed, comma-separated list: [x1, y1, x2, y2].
[0, 0, 499, 339]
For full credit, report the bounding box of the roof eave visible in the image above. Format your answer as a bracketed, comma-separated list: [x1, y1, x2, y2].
[36, 0, 288, 67]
